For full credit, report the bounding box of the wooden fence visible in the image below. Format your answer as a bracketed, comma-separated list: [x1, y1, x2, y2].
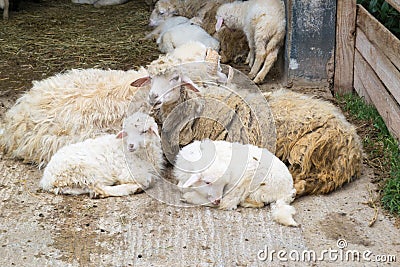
[334, 0, 400, 141]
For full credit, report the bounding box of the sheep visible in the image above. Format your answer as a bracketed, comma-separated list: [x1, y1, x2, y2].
[174, 139, 298, 226]
[215, 0, 286, 83]
[131, 44, 277, 163]
[0, 67, 150, 167]
[149, 0, 208, 27]
[265, 89, 363, 196]
[0, 0, 9, 20]
[157, 23, 220, 53]
[39, 111, 163, 198]
[71, 0, 130, 7]
[144, 16, 190, 42]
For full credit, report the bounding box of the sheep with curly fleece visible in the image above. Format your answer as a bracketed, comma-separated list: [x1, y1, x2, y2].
[265, 89, 363, 196]
[215, 0, 286, 83]
[0, 68, 149, 167]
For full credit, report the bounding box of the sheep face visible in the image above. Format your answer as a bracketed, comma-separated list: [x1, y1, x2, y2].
[147, 72, 200, 109]
[117, 113, 160, 153]
[182, 173, 225, 205]
[149, 0, 178, 27]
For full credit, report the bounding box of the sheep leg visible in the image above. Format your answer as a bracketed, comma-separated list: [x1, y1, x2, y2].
[253, 48, 279, 84]
[90, 183, 143, 198]
[248, 51, 266, 81]
[241, 197, 264, 208]
[3, 0, 9, 20]
[244, 29, 255, 67]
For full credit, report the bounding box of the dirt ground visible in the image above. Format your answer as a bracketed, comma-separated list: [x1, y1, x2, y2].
[0, 1, 399, 266]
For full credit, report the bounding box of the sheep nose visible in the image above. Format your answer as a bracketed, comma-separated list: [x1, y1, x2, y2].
[128, 144, 135, 152]
[212, 198, 221, 205]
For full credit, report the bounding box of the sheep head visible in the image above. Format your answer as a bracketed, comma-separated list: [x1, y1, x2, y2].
[116, 112, 160, 152]
[149, 0, 178, 27]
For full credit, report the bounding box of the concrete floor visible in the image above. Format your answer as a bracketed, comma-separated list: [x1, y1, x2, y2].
[0, 151, 398, 267]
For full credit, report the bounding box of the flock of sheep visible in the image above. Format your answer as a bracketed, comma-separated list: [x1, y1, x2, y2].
[0, 0, 363, 227]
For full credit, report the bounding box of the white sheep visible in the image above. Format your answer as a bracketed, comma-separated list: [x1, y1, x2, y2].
[215, 0, 286, 83]
[39, 111, 163, 198]
[144, 16, 190, 42]
[174, 139, 298, 226]
[149, 0, 208, 27]
[0, 67, 150, 167]
[71, 0, 130, 7]
[0, 0, 9, 20]
[157, 23, 220, 53]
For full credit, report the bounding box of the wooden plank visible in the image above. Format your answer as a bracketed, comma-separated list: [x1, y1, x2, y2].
[386, 0, 400, 14]
[355, 28, 400, 104]
[354, 67, 373, 104]
[334, 0, 357, 95]
[354, 50, 400, 140]
[357, 4, 400, 70]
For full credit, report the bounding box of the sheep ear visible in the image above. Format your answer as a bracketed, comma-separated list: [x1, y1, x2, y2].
[182, 174, 201, 188]
[215, 16, 224, 32]
[116, 130, 127, 139]
[181, 76, 200, 93]
[148, 124, 160, 139]
[131, 77, 151, 87]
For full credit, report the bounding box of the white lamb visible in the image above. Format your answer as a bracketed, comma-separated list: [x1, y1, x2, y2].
[174, 139, 298, 227]
[144, 16, 190, 42]
[215, 0, 286, 83]
[39, 112, 163, 198]
[158, 23, 220, 53]
[71, 0, 130, 7]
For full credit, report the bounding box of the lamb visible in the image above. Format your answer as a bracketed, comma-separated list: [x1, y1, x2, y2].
[0, 67, 150, 167]
[149, 0, 208, 27]
[0, 0, 9, 20]
[39, 111, 163, 198]
[144, 16, 190, 42]
[215, 0, 286, 83]
[174, 139, 298, 226]
[71, 0, 130, 7]
[157, 23, 220, 53]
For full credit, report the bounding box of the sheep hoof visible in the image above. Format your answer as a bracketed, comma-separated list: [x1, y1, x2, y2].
[242, 197, 264, 208]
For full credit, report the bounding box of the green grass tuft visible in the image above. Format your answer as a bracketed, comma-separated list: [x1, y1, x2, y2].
[337, 93, 400, 215]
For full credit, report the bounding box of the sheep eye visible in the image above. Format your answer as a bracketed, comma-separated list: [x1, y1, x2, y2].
[159, 11, 165, 15]
[205, 181, 211, 185]
[141, 130, 148, 134]
[170, 75, 179, 82]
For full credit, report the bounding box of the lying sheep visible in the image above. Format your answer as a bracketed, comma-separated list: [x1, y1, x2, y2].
[72, 0, 130, 7]
[216, 0, 286, 83]
[158, 23, 220, 53]
[144, 16, 190, 42]
[149, 0, 207, 27]
[40, 112, 163, 198]
[174, 139, 298, 226]
[0, 68, 149, 167]
[265, 89, 363, 196]
[0, 0, 9, 19]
